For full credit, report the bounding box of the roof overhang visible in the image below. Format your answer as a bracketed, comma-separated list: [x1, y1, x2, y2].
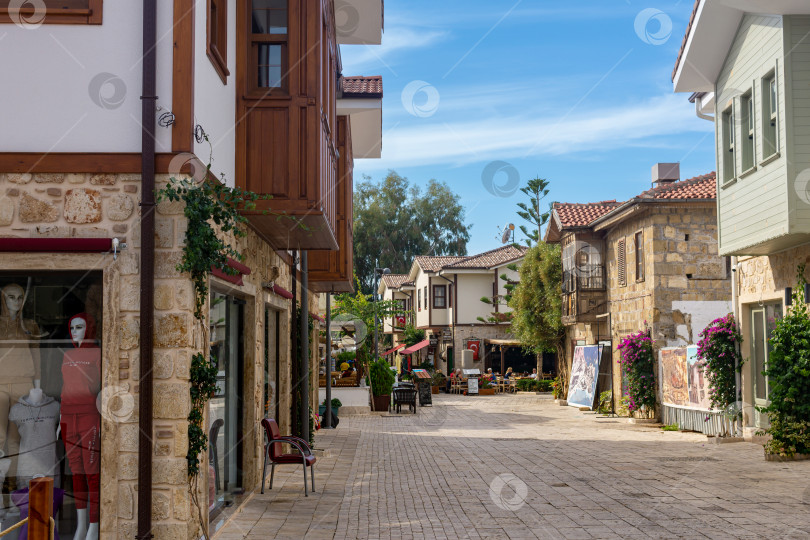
[673, 0, 810, 93]
[337, 97, 382, 158]
[336, 0, 383, 45]
[591, 199, 715, 232]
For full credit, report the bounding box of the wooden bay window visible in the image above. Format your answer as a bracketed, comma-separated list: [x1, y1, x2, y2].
[207, 0, 229, 83]
[1, 0, 102, 24]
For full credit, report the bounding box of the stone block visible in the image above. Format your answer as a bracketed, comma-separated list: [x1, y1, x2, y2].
[119, 252, 139, 275]
[6, 188, 19, 197]
[119, 423, 139, 452]
[120, 318, 140, 350]
[117, 520, 137, 540]
[132, 217, 174, 248]
[113, 224, 128, 233]
[64, 189, 102, 224]
[154, 313, 191, 347]
[120, 275, 140, 312]
[118, 483, 134, 520]
[123, 185, 138, 193]
[172, 488, 190, 521]
[152, 524, 187, 540]
[66, 173, 85, 184]
[175, 218, 187, 247]
[46, 188, 61, 197]
[118, 174, 140, 183]
[174, 422, 188, 457]
[19, 193, 59, 223]
[34, 173, 64, 184]
[89, 173, 117, 186]
[108, 194, 135, 221]
[157, 197, 185, 215]
[118, 453, 139, 480]
[32, 225, 70, 238]
[153, 382, 190, 419]
[152, 458, 188, 486]
[155, 251, 184, 278]
[174, 351, 191, 381]
[155, 441, 172, 457]
[174, 281, 194, 312]
[72, 227, 110, 238]
[7, 173, 32, 184]
[0, 197, 14, 226]
[152, 491, 171, 520]
[154, 350, 174, 379]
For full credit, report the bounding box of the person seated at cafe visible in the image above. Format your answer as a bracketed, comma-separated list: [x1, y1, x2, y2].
[504, 367, 514, 379]
[341, 366, 355, 378]
[528, 368, 538, 379]
[339, 361, 350, 372]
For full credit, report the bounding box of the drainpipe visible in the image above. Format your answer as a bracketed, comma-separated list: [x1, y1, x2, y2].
[731, 255, 741, 436]
[137, 0, 158, 537]
[291, 253, 298, 435]
[323, 292, 333, 428]
[300, 252, 309, 439]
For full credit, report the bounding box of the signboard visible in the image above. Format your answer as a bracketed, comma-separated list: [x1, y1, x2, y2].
[429, 335, 438, 346]
[411, 369, 432, 379]
[462, 369, 480, 375]
[418, 382, 432, 406]
[442, 328, 452, 341]
[467, 377, 479, 395]
[467, 340, 481, 361]
[660, 346, 712, 410]
[567, 345, 602, 409]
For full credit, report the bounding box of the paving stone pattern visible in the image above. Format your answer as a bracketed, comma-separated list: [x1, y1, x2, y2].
[216, 395, 810, 539]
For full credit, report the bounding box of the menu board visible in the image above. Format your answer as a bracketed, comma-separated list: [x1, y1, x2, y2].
[418, 382, 432, 406]
[467, 377, 479, 395]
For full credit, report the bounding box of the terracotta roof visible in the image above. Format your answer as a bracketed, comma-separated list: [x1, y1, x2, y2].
[672, 0, 701, 82]
[444, 245, 528, 269]
[638, 172, 716, 200]
[381, 274, 411, 289]
[342, 76, 383, 97]
[414, 256, 468, 272]
[553, 201, 622, 228]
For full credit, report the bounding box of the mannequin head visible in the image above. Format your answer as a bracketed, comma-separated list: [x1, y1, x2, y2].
[69, 313, 97, 348]
[1, 284, 25, 320]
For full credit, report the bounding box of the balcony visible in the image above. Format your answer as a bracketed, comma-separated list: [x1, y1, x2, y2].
[310, 116, 354, 292]
[561, 266, 606, 326]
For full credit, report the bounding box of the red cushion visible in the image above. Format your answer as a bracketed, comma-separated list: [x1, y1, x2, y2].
[274, 454, 316, 465]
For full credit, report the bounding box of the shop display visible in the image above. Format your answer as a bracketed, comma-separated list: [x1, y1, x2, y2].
[567, 345, 601, 409]
[660, 346, 712, 410]
[9, 388, 60, 486]
[61, 313, 101, 540]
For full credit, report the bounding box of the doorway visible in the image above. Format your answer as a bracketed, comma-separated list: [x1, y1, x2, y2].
[750, 303, 782, 428]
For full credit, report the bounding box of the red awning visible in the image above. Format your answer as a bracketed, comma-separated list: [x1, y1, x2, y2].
[383, 344, 406, 356]
[211, 257, 252, 286]
[400, 339, 430, 355]
[0, 238, 113, 252]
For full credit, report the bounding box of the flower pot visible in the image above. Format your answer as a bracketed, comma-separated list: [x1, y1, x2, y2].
[372, 395, 391, 412]
[319, 405, 339, 418]
[431, 386, 440, 394]
[478, 388, 495, 396]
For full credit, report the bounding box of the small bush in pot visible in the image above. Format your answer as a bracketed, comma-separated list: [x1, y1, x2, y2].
[369, 360, 396, 411]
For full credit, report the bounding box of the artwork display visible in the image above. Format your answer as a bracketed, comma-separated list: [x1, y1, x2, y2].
[567, 345, 601, 409]
[660, 346, 712, 410]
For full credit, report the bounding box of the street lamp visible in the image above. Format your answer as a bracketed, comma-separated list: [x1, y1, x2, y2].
[373, 266, 391, 365]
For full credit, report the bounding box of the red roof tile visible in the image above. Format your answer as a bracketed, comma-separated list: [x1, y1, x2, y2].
[381, 274, 411, 289]
[638, 172, 716, 200]
[672, 0, 701, 82]
[414, 256, 468, 272]
[553, 201, 622, 228]
[342, 76, 383, 97]
[444, 245, 528, 269]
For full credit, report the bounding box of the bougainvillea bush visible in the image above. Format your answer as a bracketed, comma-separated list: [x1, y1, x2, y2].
[617, 329, 656, 416]
[696, 314, 744, 416]
[762, 269, 810, 456]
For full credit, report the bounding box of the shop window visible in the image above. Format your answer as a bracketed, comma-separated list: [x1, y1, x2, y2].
[0, 273, 103, 537]
[208, 292, 244, 521]
[0, 0, 103, 25]
[250, 0, 287, 91]
[207, 0, 229, 84]
[432, 285, 446, 309]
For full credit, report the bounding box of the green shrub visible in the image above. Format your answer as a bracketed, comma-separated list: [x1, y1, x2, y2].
[516, 379, 535, 392]
[597, 390, 612, 414]
[322, 398, 342, 409]
[536, 379, 552, 392]
[369, 360, 396, 396]
[662, 423, 679, 431]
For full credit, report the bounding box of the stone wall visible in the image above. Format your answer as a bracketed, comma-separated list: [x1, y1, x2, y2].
[0, 172, 312, 540]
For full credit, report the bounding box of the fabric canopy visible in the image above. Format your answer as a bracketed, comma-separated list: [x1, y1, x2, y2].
[383, 344, 406, 356]
[401, 339, 430, 355]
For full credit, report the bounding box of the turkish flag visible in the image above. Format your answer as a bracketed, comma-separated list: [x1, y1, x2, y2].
[396, 315, 406, 327]
[468, 340, 480, 361]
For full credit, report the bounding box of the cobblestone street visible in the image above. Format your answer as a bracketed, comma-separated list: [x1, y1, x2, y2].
[216, 395, 810, 540]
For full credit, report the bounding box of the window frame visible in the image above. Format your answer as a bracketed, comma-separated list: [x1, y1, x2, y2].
[424, 286, 428, 310]
[432, 285, 447, 310]
[248, 0, 289, 96]
[617, 238, 627, 287]
[417, 289, 421, 312]
[721, 104, 736, 184]
[207, 0, 230, 84]
[0, 0, 102, 24]
[741, 89, 755, 174]
[634, 231, 644, 283]
[761, 69, 779, 162]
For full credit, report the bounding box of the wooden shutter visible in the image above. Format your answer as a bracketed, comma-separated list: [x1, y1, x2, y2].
[617, 239, 626, 287]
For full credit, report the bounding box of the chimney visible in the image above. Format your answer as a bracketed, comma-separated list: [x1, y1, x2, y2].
[652, 163, 680, 187]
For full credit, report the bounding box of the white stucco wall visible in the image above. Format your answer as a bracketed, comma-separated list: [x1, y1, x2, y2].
[0, 2, 174, 152]
[455, 273, 497, 324]
[667, 300, 734, 347]
[415, 271, 430, 327]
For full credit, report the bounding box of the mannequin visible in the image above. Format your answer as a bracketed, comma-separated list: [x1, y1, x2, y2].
[9, 388, 59, 487]
[0, 283, 41, 488]
[60, 314, 100, 540]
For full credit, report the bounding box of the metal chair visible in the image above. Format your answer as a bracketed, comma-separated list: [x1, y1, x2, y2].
[392, 387, 417, 413]
[260, 418, 316, 496]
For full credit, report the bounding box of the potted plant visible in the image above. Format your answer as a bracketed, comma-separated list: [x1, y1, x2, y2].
[551, 376, 567, 405]
[431, 372, 446, 394]
[478, 378, 496, 396]
[369, 359, 395, 411]
[319, 398, 342, 418]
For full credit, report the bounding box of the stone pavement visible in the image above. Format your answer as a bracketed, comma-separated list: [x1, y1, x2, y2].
[214, 394, 810, 539]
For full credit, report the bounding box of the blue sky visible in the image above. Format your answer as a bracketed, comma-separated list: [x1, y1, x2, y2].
[340, 0, 715, 255]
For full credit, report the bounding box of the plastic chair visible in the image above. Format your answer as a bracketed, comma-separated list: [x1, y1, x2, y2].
[260, 418, 316, 496]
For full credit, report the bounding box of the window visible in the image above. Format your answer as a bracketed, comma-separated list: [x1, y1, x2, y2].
[634, 231, 644, 282]
[424, 286, 428, 309]
[418, 289, 421, 312]
[762, 71, 779, 159]
[0, 273, 103, 536]
[722, 105, 736, 183]
[250, 0, 287, 91]
[617, 239, 626, 287]
[207, 0, 229, 83]
[449, 284, 453, 308]
[433, 285, 447, 309]
[0, 0, 103, 25]
[741, 91, 755, 172]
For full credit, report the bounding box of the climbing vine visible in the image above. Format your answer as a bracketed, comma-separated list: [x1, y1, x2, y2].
[617, 328, 656, 416]
[696, 314, 744, 415]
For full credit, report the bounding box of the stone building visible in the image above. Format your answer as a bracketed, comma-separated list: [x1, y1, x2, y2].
[673, 0, 810, 435]
[0, 1, 383, 539]
[379, 245, 541, 375]
[545, 165, 732, 414]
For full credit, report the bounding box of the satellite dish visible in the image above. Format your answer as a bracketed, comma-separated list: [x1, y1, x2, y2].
[501, 223, 514, 244]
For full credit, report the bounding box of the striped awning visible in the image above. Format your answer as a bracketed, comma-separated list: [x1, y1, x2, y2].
[383, 344, 406, 356]
[401, 339, 430, 355]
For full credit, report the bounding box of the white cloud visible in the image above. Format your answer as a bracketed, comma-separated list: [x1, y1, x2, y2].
[340, 27, 447, 72]
[358, 94, 712, 170]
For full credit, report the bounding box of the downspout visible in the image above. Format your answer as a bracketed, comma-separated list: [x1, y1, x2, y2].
[731, 255, 741, 436]
[435, 272, 455, 372]
[300, 252, 310, 439]
[137, 0, 157, 536]
[323, 292, 333, 428]
[290, 253, 298, 435]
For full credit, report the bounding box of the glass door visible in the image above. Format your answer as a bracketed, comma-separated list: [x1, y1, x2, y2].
[750, 303, 782, 428]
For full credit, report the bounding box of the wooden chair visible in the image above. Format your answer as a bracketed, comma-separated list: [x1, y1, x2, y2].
[260, 418, 316, 496]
